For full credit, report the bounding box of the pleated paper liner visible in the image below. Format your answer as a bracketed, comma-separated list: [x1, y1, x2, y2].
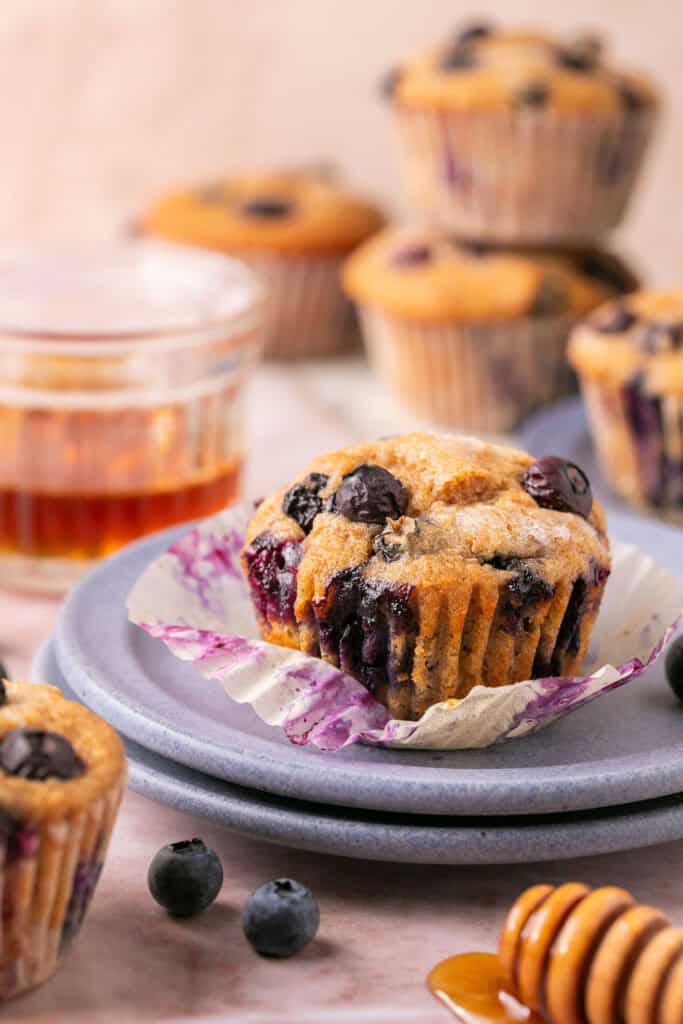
[394, 107, 656, 244]
[1, 780, 124, 1000]
[127, 503, 681, 752]
[358, 305, 577, 432]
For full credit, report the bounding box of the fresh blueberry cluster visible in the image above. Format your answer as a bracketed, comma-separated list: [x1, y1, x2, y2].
[147, 840, 319, 958]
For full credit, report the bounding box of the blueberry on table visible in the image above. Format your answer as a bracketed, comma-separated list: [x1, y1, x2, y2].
[148, 838, 223, 917]
[0, 728, 85, 780]
[522, 456, 593, 519]
[666, 636, 683, 703]
[243, 879, 319, 958]
[282, 473, 329, 534]
[332, 464, 408, 524]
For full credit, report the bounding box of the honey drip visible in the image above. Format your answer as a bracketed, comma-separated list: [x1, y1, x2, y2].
[428, 953, 538, 1023]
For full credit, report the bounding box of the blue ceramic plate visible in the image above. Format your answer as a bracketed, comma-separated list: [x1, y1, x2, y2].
[49, 395, 683, 818]
[32, 637, 683, 865]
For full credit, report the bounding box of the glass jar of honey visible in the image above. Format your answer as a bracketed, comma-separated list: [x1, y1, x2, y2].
[0, 240, 262, 592]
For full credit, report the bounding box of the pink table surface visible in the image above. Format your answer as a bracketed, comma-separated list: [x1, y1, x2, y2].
[6, 360, 683, 1024]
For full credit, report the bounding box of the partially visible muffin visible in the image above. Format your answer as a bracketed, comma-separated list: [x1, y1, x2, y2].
[569, 289, 683, 520]
[343, 226, 638, 431]
[0, 682, 126, 1000]
[142, 168, 384, 358]
[382, 23, 658, 242]
[242, 434, 610, 720]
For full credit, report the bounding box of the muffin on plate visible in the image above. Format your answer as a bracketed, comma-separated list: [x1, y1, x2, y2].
[0, 682, 126, 1000]
[141, 168, 384, 358]
[382, 23, 658, 243]
[569, 289, 683, 521]
[242, 433, 610, 720]
[343, 227, 638, 431]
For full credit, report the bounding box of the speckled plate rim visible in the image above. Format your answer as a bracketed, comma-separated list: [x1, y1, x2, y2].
[32, 636, 683, 865]
[51, 487, 683, 819]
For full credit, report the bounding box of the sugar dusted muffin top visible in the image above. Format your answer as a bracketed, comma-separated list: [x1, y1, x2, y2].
[0, 682, 125, 822]
[246, 433, 609, 605]
[343, 227, 638, 322]
[569, 288, 683, 392]
[385, 23, 658, 114]
[142, 169, 385, 255]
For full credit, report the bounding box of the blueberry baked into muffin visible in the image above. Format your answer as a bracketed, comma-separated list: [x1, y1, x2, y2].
[382, 23, 658, 243]
[0, 682, 126, 1000]
[343, 227, 638, 431]
[570, 289, 683, 521]
[142, 168, 384, 358]
[242, 434, 610, 720]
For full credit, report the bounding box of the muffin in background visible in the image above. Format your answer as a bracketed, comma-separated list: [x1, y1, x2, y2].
[142, 168, 384, 359]
[241, 433, 610, 721]
[569, 289, 683, 521]
[343, 226, 639, 432]
[383, 23, 658, 244]
[0, 682, 126, 1000]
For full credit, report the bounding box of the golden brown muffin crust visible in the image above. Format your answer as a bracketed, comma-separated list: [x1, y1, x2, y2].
[569, 288, 683, 393]
[389, 25, 658, 114]
[0, 682, 126, 823]
[343, 227, 636, 323]
[143, 169, 385, 256]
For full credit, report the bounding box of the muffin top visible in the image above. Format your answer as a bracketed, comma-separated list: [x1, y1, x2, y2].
[342, 227, 638, 322]
[569, 289, 683, 392]
[245, 434, 609, 615]
[0, 682, 126, 822]
[384, 23, 658, 114]
[142, 169, 385, 255]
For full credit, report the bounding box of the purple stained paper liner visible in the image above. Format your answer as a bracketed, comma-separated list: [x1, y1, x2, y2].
[127, 504, 682, 751]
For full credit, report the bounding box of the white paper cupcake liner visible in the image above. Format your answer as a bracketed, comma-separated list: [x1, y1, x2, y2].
[358, 305, 577, 432]
[1, 781, 124, 1001]
[235, 251, 358, 359]
[394, 107, 657, 244]
[127, 504, 681, 752]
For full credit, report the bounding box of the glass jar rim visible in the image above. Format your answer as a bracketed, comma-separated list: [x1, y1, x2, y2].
[0, 239, 262, 354]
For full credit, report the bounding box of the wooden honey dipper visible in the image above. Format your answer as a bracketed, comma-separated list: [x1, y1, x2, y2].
[428, 883, 683, 1023]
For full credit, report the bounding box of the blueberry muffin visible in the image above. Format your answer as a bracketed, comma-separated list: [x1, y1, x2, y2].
[141, 168, 384, 358]
[242, 434, 610, 720]
[382, 23, 658, 243]
[0, 682, 126, 1000]
[343, 227, 638, 431]
[569, 289, 683, 520]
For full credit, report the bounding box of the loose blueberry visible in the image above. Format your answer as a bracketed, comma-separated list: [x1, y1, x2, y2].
[240, 198, 293, 218]
[666, 636, 683, 703]
[243, 879, 319, 958]
[148, 838, 223, 918]
[282, 473, 329, 534]
[522, 456, 593, 519]
[595, 304, 638, 334]
[0, 729, 85, 781]
[332, 464, 408, 524]
[515, 81, 550, 108]
[391, 244, 432, 267]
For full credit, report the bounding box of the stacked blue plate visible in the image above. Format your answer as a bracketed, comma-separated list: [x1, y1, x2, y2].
[32, 400, 683, 865]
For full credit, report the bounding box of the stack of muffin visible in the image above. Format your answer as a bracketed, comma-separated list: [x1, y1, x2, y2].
[343, 22, 659, 433]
